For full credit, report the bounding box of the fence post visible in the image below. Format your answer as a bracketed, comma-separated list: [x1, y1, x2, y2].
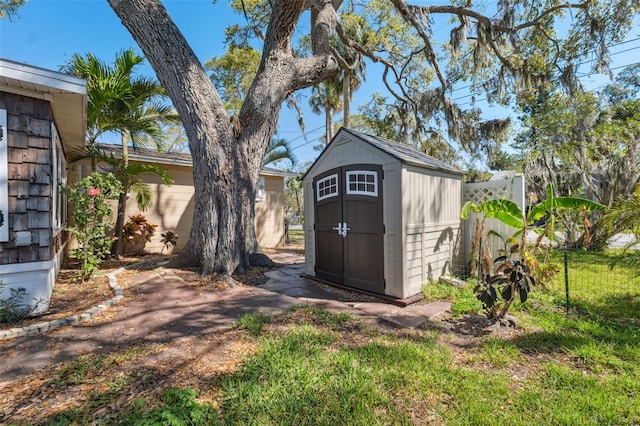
[564, 249, 570, 313]
[478, 237, 482, 281]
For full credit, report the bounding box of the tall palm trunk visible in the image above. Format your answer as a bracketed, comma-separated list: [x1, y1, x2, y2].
[343, 70, 351, 129]
[111, 133, 129, 257]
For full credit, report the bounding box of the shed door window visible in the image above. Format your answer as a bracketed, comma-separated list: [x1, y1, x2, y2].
[346, 171, 378, 196]
[316, 173, 339, 201]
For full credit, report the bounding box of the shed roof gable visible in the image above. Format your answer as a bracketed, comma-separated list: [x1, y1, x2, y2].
[304, 128, 463, 179]
[340, 128, 463, 175]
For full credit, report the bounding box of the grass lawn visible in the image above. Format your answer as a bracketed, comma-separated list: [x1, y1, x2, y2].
[40, 295, 638, 425]
[6, 248, 639, 425]
[546, 249, 640, 320]
[286, 228, 304, 247]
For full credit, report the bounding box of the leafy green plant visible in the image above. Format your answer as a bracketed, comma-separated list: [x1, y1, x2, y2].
[0, 281, 44, 324]
[160, 230, 179, 254]
[462, 184, 604, 285]
[122, 214, 158, 254]
[63, 172, 123, 281]
[474, 243, 536, 322]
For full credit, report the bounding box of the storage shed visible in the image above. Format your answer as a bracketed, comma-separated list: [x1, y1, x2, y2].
[303, 128, 465, 300]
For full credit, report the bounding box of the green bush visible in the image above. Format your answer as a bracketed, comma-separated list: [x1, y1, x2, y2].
[0, 280, 43, 324]
[63, 172, 123, 281]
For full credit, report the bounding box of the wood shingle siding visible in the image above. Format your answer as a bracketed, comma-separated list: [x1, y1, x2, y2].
[0, 93, 53, 264]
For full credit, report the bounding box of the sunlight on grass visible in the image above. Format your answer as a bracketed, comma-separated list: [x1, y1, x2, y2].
[236, 312, 272, 336]
[547, 249, 640, 320]
[422, 279, 479, 315]
[107, 304, 640, 425]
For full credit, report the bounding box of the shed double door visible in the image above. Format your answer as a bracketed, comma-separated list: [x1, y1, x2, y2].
[313, 164, 384, 294]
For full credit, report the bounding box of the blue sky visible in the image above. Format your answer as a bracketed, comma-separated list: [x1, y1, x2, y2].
[0, 0, 330, 165]
[1, 1, 639, 167]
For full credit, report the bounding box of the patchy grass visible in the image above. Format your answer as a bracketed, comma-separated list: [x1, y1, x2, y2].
[236, 312, 272, 336]
[26, 303, 637, 426]
[547, 249, 640, 320]
[286, 228, 304, 247]
[422, 279, 479, 315]
[4, 249, 639, 425]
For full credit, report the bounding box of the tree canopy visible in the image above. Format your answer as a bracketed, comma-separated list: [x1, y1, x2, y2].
[104, 0, 639, 277]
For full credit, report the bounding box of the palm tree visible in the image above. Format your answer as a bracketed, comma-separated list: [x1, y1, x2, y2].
[63, 50, 179, 256]
[262, 137, 295, 168]
[309, 79, 343, 144]
[78, 147, 174, 255]
[596, 184, 640, 247]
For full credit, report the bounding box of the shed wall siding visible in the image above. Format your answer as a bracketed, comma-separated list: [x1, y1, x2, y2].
[382, 167, 402, 297]
[0, 93, 54, 265]
[401, 165, 463, 296]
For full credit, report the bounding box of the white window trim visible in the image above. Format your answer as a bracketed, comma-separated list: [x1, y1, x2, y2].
[316, 173, 339, 201]
[0, 109, 8, 242]
[346, 170, 378, 197]
[51, 124, 67, 235]
[256, 176, 266, 202]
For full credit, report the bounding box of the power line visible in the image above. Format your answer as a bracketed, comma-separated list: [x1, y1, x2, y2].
[455, 60, 640, 108]
[446, 37, 640, 97]
[291, 135, 325, 152]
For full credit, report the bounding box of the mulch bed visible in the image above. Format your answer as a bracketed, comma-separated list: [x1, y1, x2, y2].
[0, 252, 282, 333]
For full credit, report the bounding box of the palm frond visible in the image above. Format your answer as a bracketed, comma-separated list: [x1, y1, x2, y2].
[129, 181, 153, 211]
[262, 137, 295, 167]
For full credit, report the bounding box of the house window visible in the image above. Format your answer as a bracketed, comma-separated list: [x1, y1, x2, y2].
[0, 109, 8, 242]
[346, 171, 377, 196]
[316, 173, 338, 201]
[51, 124, 67, 234]
[256, 176, 266, 201]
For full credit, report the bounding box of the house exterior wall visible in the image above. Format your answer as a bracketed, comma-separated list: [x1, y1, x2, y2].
[74, 160, 287, 253]
[0, 93, 61, 310]
[255, 175, 286, 248]
[400, 164, 463, 297]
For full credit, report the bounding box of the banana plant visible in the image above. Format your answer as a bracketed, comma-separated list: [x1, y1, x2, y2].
[461, 184, 604, 321]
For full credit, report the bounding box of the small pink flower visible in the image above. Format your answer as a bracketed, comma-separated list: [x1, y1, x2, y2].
[87, 188, 101, 197]
[111, 236, 119, 241]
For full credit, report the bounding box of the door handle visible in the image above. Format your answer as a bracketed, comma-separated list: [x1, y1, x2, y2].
[332, 223, 349, 238]
[342, 223, 350, 238]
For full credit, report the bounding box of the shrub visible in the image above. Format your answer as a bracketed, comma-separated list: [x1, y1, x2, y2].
[160, 230, 179, 254]
[0, 281, 44, 324]
[63, 172, 123, 281]
[122, 214, 158, 254]
[474, 243, 535, 322]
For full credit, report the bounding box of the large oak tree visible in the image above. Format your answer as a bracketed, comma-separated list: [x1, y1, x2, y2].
[106, 0, 639, 280]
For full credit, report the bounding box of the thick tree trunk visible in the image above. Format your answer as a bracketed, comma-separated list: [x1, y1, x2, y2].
[108, 0, 338, 276]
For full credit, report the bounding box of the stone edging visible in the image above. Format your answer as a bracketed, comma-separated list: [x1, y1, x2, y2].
[0, 268, 126, 341]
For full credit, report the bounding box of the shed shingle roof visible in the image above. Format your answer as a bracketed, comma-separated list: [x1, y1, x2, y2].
[340, 128, 463, 175]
